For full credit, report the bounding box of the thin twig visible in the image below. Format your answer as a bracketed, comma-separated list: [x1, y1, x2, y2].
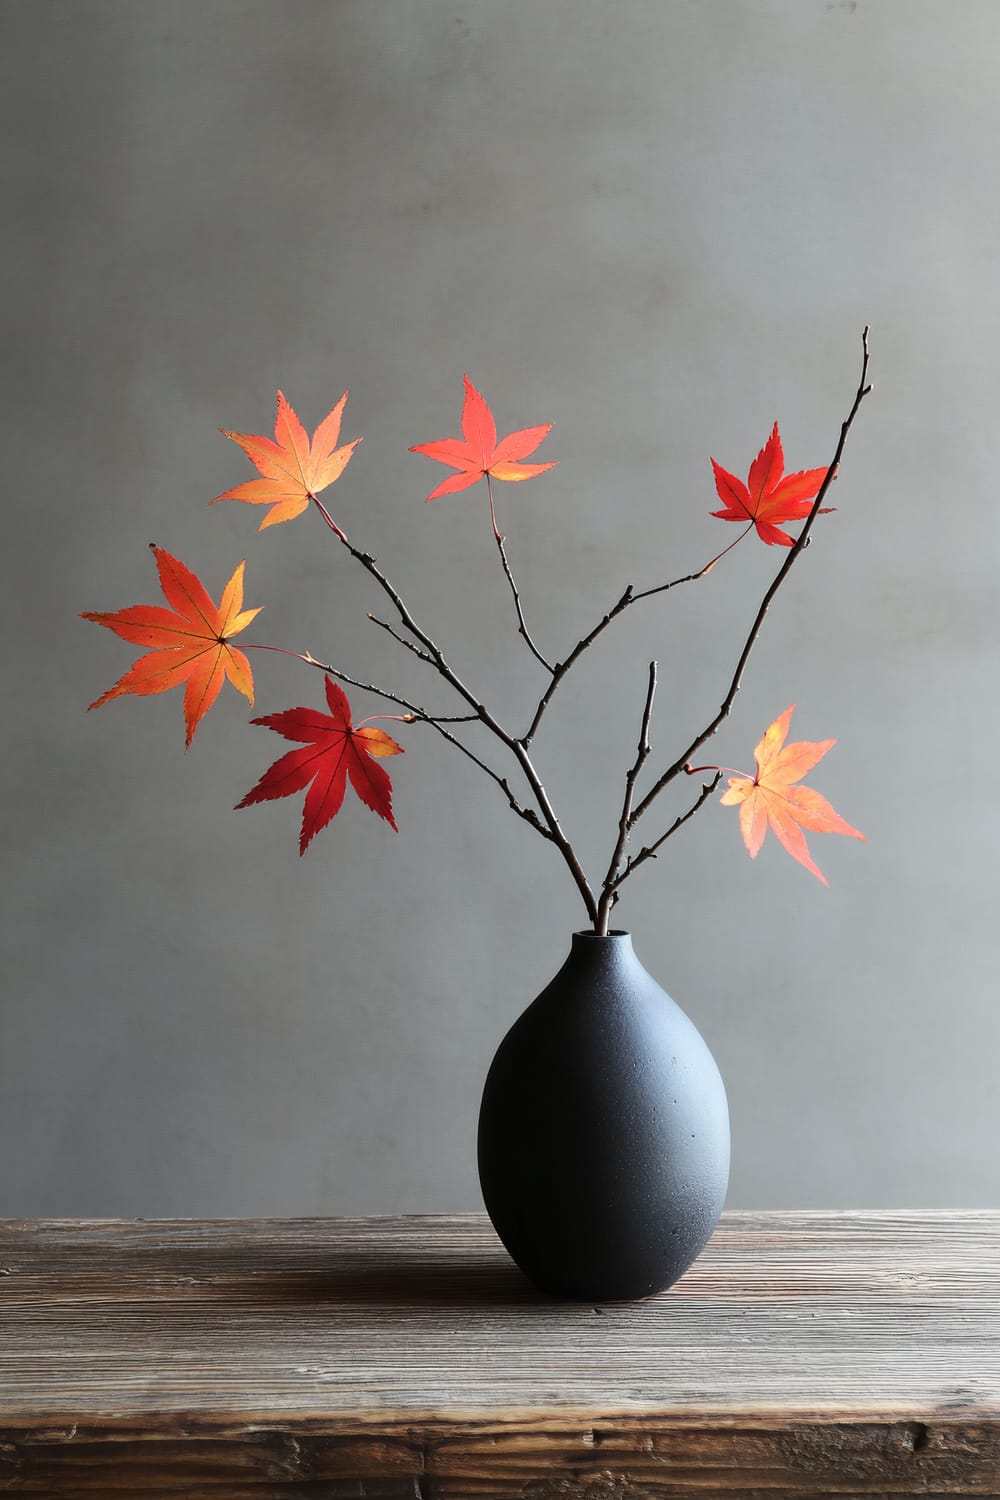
[520, 526, 754, 747]
[595, 661, 658, 935]
[487, 474, 554, 671]
[248, 644, 552, 838]
[248, 643, 473, 727]
[247, 642, 416, 712]
[630, 523, 754, 604]
[626, 327, 873, 840]
[367, 613, 438, 667]
[612, 773, 723, 889]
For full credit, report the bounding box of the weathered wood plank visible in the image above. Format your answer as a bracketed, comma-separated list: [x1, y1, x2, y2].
[1, 1212, 998, 1495]
[4, 1425, 1000, 1498]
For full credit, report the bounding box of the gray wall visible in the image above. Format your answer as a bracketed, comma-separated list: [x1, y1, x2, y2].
[2, 0, 997, 1217]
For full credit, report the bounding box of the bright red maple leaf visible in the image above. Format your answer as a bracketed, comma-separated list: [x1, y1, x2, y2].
[212, 390, 361, 530]
[236, 676, 404, 854]
[710, 422, 830, 546]
[409, 375, 557, 503]
[82, 546, 261, 747]
[719, 705, 865, 885]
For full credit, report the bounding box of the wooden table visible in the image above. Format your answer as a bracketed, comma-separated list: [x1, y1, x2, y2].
[1, 1212, 998, 1497]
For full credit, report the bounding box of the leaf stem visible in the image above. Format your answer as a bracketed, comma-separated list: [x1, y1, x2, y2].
[307, 490, 348, 542]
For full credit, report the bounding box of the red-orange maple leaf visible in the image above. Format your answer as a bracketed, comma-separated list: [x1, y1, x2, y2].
[236, 676, 404, 854]
[719, 705, 865, 885]
[212, 390, 361, 530]
[82, 547, 261, 747]
[710, 422, 830, 546]
[409, 375, 557, 502]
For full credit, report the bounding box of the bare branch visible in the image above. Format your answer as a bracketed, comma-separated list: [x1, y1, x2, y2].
[520, 529, 753, 747]
[494, 529, 554, 670]
[487, 474, 554, 670]
[628, 326, 873, 830]
[367, 613, 437, 667]
[612, 772, 722, 891]
[308, 503, 598, 922]
[629, 523, 755, 605]
[521, 585, 633, 746]
[595, 661, 657, 935]
[248, 643, 418, 716]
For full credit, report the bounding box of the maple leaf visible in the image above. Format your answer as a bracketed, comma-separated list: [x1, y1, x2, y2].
[82, 546, 261, 747]
[409, 375, 557, 502]
[212, 390, 361, 530]
[710, 422, 831, 546]
[236, 676, 404, 854]
[719, 705, 865, 885]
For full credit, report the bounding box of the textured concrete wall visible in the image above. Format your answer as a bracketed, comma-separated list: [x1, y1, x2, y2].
[2, 0, 997, 1216]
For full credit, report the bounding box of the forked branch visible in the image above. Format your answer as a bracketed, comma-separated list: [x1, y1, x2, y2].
[299, 329, 871, 932]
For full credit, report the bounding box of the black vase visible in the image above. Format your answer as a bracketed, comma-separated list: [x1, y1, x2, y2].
[477, 931, 730, 1301]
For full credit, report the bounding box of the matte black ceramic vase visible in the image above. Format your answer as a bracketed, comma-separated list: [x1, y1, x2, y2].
[477, 931, 730, 1301]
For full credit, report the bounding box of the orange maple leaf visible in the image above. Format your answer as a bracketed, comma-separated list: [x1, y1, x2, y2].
[409, 375, 557, 502]
[236, 677, 404, 854]
[82, 546, 261, 747]
[710, 422, 831, 546]
[719, 705, 865, 885]
[212, 390, 361, 530]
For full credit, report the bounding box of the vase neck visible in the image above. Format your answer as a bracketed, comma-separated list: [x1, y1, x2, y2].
[571, 929, 633, 955]
[567, 931, 638, 979]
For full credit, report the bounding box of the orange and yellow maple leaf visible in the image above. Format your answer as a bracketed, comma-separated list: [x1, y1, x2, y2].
[82, 546, 260, 747]
[720, 705, 865, 884]
[409, 375, 557, 502]
[710, 422, 830, 546]
[212, 390, 361, 530]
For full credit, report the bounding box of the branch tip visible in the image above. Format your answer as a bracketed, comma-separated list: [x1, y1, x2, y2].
[626, 326, 872, 831]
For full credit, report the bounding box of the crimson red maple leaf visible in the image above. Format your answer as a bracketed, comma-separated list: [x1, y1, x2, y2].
[409, 376, 557, 502]
[710, 422, 830, 546]
[719, 705, 865, 885]
[236, 677, 404, 854]
[82, 547, 260, 747]
[212, 390, 360, 530]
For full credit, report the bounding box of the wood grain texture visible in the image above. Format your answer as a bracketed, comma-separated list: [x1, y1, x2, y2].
[0, 1211, 998, 1496]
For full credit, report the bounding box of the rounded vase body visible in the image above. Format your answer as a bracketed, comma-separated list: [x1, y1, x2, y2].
[478, 931, 730, 1300]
